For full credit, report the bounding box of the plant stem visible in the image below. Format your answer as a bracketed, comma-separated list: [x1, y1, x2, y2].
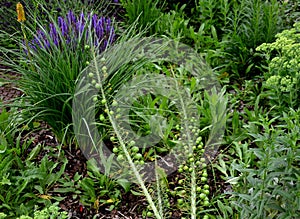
[91, 48, 162, 219]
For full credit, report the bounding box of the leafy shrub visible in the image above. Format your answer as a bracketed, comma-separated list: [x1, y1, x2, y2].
[120, 0, 163, 35]
[231, 109, 300, 218]
[256, 22, 300, 110]
[195, 0, 283, 79]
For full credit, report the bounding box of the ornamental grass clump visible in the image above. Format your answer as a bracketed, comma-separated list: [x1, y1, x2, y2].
[0, 4, 116, 144]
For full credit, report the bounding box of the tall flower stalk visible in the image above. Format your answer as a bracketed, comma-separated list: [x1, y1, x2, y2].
[16, 2, 34, 71]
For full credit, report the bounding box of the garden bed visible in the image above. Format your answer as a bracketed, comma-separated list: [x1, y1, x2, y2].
[0, 1, 299, 219]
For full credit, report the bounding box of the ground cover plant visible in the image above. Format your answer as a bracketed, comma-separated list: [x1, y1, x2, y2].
[0, 0, 299, 218]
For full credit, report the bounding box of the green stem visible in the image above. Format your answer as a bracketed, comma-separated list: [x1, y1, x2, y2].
[20, 22, 35, 72]
[91, 48, 162, 219]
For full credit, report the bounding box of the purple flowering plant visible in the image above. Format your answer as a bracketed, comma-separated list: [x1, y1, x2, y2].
[29, 10, 115, 53]
[12, 9, 117, 143]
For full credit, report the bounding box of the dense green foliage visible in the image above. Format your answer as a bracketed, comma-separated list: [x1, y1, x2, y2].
[0, 0, 299, 218]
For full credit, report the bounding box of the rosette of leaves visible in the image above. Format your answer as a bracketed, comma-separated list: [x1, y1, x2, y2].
[256, 22, 300, 110]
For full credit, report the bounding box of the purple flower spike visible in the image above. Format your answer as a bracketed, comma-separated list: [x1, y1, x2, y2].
[67, 10, 76, 25]
[95, 20, 104, 39]
[49, 23, 59, 46]
[58, 16, 68, 37]
[76, 12, 86, 35]
[92, 14, 98, 28]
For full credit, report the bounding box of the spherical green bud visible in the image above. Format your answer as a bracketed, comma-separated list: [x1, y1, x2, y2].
[112, 100, 118, 106]
[203, 184, 209, 190]
[201, 177, 207, 182]
[134, 153, 142, 160]
[199, 193, 206, 199]
[95, 83, 101, 89]
[131, 146, 139, 153]
[102, 66, 107, 72]
[99, 114, 105, 121]
[203, 189, 210, 195]
[146, 211, 153, 217]
[203, 200, 210, 206]
[117, 154, 123, 161]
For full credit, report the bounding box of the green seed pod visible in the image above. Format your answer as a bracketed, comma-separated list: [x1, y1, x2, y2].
[199, 193, 206, 199]
[95, 83, 101, 89]
[112, 147, 118, 153]
[203, 200, 210, 206]
[102, 66, 107, 72]
[117, 154, 123, 161]
[146, 211, 153, 217]
[131, 146, 139, 153]
[203, 184, 209, 190]
[201, 177, 207, 182]
[203, 189, 210, 195]
[101, 99, 107, 104]
[112, 100, 118, 106]
[99, 114, 105, 121]
[134, 153, 142, 160]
